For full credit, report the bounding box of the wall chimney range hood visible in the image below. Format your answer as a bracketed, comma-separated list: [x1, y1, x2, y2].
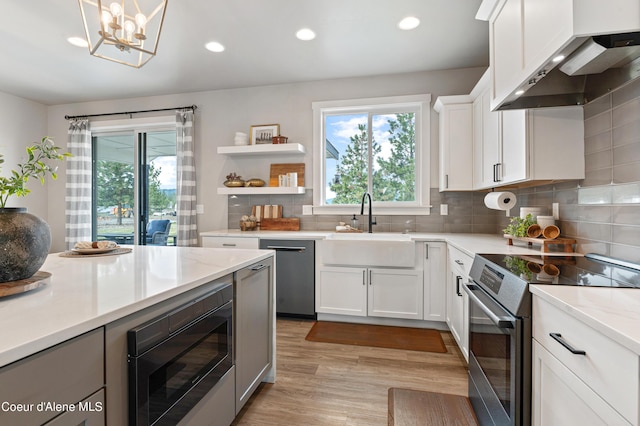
[499, 32, 640, 110]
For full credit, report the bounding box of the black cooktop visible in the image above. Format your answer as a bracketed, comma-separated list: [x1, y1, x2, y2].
[478, 253, 640, 288]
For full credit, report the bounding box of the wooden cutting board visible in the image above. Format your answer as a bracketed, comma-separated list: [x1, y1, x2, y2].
[251, 205, 282, 220]
[269, 163, 305, 187]
[260, 218, 301, 231]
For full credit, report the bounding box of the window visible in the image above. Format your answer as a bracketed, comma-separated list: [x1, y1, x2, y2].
[90, 117, 177, 245]
[312, 95, 431, 214]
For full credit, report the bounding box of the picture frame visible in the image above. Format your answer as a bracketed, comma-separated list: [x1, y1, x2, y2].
[250, 124, 280, 145]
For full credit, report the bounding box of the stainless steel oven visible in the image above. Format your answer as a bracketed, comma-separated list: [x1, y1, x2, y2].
[465, 252, 640, 426]
[464, 279, 531, 426]
[128, 282, 233, 426]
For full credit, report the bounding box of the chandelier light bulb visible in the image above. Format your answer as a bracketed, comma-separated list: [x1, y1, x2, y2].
[135, 13, 147, 28]
[101, 10, 113, 26]
[124, 20, 136, 40]
[109, 2, 122, 17]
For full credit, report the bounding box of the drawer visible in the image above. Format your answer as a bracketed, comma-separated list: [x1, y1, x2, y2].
[447, 245, 473, 277]
[0, 328, 104, 426]
[533, 297, 639, 423]
[201, 236, 259, 249]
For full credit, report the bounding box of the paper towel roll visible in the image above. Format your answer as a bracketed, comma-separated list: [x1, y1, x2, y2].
[484, 191, 517, 211]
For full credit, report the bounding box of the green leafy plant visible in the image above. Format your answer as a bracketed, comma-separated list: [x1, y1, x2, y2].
[0, 137, 71, 208]
[503, 214, 536, 237]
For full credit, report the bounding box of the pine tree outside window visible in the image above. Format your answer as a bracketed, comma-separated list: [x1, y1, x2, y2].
[312, 95, 431, 214]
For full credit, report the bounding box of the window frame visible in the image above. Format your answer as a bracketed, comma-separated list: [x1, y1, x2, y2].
[312, 94, 431, 215]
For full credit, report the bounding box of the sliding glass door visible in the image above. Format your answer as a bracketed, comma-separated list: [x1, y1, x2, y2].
[92, 130, 177, 245]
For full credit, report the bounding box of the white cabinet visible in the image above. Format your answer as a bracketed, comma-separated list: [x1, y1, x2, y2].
[532, 296, 639, 425]
[201, 236, 259, 249]
[423, 242, 447, 322]
[434, 96, 474, 191]
[479, 0, 640, 110]
[471, 69, 584, 189]
[446, 245, 472, 362]
[317, 266, 423, 320]
[235, 258, 275, 414]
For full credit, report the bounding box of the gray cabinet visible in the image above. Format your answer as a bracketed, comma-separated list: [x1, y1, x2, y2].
[235, 258, 275, 414]
[0, 328, 105, 426]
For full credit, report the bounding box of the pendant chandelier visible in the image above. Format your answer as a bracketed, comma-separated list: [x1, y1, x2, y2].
[78, 0, 168, 68]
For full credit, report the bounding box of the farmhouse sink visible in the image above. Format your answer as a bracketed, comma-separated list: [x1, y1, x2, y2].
[321, 233, 415, 267]
[325, 232, 413, 241]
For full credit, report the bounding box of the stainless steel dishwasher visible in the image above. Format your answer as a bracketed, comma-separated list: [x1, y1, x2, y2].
[259, 239, 315, 318]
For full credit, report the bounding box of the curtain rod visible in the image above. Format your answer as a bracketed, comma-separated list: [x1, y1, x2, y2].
[64, 105, 197, 120]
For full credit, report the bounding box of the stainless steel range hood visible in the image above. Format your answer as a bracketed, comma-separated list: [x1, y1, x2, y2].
[498, 32, 640, 110]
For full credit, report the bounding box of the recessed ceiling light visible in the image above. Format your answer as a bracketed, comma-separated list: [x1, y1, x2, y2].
[552, 55, 565, 63]
[296, 28, 316, 41]
[205, 41, 225, 53]
[398, 16, 420, 30]
[67, 37, 88, 48]
[515, 89, 525, 96]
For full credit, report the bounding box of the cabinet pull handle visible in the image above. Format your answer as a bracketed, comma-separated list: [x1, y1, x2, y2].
[456, 276, 462, 296]
[362, 270, 366, 285]
[496, 162, 502, 182]
[222, 243, 237, 247]
[549, 333, 586, 355]
[454, 259, 464, 266]
[493, 164, 497, 182]
[425, 244, 429, 259]
[445, 174, 449, 189]
[369, 270, 372, 285]
[250, 264, 267, 271]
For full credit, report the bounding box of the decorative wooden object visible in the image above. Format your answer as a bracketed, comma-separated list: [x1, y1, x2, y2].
[0, 271, 51, 298]
[269, 163, 305, 187]
[251, 205, 283, 221]
[260, 218, 300, 231]
[504, 234, 576, 253]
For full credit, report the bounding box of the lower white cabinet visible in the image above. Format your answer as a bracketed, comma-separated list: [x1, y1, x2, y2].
[317, 266, 422, 320]
[201, 236, 259, 249]
[446, 245, 472, 361]
[532, 296, 639, 425]
[423, 242, 446, 322]
[235, 258, 274, 414]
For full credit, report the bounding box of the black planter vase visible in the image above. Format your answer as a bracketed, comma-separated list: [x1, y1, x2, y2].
[0, 208, 51, 282]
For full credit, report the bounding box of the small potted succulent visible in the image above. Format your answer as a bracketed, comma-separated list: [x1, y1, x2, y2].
[0, 137, 70, 283]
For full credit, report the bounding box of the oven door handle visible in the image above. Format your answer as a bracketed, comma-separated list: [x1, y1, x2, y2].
[463, 283, 515, 329]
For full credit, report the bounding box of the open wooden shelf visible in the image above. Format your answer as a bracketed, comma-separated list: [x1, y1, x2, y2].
[217, 186, 306, 195]
[504, 234, 576, 253]
[217, 143, 306, 156]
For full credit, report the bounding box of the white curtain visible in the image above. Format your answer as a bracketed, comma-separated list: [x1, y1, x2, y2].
[65, 119, 92, 249]
[176, 110, 198, 246]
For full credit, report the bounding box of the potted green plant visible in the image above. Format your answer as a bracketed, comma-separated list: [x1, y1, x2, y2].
[0, 137, 70, 283]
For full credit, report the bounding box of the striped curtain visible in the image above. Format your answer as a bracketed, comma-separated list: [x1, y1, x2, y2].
[176, 110, 198, 246]
[65, 119, 92, 249]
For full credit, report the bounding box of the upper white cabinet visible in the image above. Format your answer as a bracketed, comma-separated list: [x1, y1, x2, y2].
[434, 96, 474, 191]
[478, 0, 640, 110]
[471, 70, 585, 189]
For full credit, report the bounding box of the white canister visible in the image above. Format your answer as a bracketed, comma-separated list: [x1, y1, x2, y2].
[536, 215, 556, 228]
[520, 207, 543, 220]
[287, 172, 298, 187]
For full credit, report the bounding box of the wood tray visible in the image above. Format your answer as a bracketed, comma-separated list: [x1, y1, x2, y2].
[260, 218, 300, 231]
[269, 163, 305, 187]
[0, 271, 51, 298]
[504, 234, 576, 253]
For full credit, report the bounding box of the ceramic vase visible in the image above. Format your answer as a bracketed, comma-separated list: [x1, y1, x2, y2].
[0, 208, 51, 282]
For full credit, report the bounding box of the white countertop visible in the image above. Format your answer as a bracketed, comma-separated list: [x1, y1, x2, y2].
[200, 230, 569, 258]
[530, 285, 640, 355]
[0, 246, 273, 367]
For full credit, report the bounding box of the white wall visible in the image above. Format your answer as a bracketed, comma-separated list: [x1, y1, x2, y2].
[0, 91, 48, 217]
[43, 67, 485, 251]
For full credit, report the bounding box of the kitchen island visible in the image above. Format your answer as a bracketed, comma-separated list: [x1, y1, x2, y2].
[0, 246, 275, 426]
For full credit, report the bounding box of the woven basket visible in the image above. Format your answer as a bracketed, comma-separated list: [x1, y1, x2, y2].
[240, 221, 257, 231]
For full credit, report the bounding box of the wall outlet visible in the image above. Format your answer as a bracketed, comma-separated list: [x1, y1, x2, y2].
[196, 204, 204, 214]
[552, 202, 559, 220]
[302, 205, 313, 215]
[440, 204, 448, 216]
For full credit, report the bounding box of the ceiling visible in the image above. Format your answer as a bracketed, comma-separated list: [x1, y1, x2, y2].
[0, 1, 489, 106]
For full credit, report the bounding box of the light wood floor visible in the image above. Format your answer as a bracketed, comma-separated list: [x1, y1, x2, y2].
[232, 319, 469, 426]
